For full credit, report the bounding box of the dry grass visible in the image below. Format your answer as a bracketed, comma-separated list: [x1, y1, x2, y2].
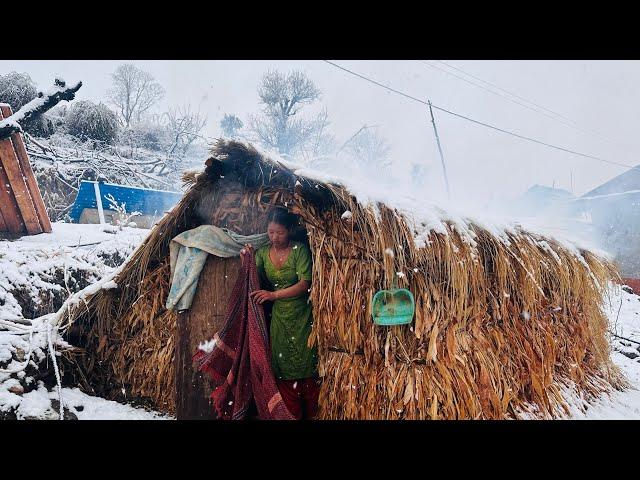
[293, 189, 625, 419]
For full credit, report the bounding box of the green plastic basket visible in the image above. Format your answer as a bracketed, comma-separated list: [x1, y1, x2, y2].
[372, 288, 415, 326]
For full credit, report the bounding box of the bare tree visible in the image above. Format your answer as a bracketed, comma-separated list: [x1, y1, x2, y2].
[248, 70, 323, 156]
[299, 108, 337, 167]
[344, 126, 391, 170]
[107, 64, 165, 127]
[163, 104, 207, 156]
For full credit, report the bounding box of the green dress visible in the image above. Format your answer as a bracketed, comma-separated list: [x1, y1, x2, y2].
[255, 241, 317, 380]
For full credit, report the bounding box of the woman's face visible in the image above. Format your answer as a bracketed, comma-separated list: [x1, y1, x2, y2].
[267, 221, 290, 248]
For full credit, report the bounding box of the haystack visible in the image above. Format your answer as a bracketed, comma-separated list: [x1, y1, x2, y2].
[57, 139, 626, 419]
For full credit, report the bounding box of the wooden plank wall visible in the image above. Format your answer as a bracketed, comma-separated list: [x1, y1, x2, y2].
[0, 105, 52, 235]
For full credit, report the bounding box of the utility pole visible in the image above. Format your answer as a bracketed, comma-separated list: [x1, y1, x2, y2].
[428, 101, 451, 200]
[570, 170, 574, 194]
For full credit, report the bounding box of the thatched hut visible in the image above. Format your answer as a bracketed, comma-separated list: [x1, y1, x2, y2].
[58, 139, 626, 419]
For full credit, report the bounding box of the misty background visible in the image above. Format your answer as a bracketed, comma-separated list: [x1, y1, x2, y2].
[2, 60, 635, 202]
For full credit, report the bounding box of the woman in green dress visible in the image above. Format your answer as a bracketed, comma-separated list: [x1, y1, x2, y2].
[240, 209, 320, 419]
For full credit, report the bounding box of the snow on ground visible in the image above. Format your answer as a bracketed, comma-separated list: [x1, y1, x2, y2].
[14, 221, 147, 248]
[1, 222, 171, 420]
[564, 351, 640, 419]
[58, 387, 167, 420]
[561, 285, 640, 419]
[0, 222, 147, 323]
[17, 385, 168, 420]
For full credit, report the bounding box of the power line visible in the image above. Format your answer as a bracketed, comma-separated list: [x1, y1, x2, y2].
[431, 104, 633, 169]
[433, 60, 623, 147]
[420, 60, 617, 144]
[423, 61, 566, 120]
[436, 61, 583, 125]
[325, 60, 430, 106]
[323, 60, 634, 169]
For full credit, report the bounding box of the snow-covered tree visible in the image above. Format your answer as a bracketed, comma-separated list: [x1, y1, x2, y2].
[344, 126, 391, 170]
[65, 100, 120, 143]
[220, 113, 243, 139]
[107, 64, 165, 127]
[298, 108, 337, 167]
[25, 115, 55, 138]
[248, 70, 326, 157]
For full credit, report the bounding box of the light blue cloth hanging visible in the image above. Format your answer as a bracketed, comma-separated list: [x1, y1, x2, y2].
[166, 225, 269, 311]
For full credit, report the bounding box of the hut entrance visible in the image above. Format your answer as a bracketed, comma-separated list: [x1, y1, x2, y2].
[173, 177, 310, 419]
[175, 255, 240, 419]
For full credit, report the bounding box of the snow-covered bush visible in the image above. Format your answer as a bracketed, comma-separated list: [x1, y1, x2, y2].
[0, 71, 55, 138]
[26, 115, 55, 138]
[0, 71, 37, 111]
[65, 100, 120, 144]
[47, 104, 69, 131]
[119, 119, 171, 152]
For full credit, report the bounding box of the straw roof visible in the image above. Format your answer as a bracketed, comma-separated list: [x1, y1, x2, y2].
[57, 139, 627, 418]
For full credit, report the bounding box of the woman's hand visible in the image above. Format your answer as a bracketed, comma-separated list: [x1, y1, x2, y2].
[250, 289, 276, 304]
[240, 243, 254, 262]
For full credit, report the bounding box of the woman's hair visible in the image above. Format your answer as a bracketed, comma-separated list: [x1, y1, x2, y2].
[267, 208, 298, 231]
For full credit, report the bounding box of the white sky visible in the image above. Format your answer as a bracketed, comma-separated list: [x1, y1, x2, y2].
[1, 59, 638, 208]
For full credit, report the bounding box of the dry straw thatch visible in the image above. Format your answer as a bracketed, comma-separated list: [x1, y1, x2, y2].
[59, 139, 626, 419]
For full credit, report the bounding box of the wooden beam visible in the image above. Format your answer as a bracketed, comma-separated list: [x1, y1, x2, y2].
[0, 207, 7, 231]
[0, 105, 51, 233]
[0, 102, 25, 234]
[0, 110, 41, 235]
[0, 155, 25, 234]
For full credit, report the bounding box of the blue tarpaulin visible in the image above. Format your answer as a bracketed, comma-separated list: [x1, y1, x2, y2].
[68, 181, 183, 223]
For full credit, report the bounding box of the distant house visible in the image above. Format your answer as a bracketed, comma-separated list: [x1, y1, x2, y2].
[573, 166, 640, 278]
[512, 184, 576, 217]
[69, 181, 183, 229]
[507, 184, 600, 247]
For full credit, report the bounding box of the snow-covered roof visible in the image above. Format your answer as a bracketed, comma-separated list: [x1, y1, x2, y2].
[576, 189, 640, 201]
[582, 166, 640, 199]
[211, 139, 606, 257]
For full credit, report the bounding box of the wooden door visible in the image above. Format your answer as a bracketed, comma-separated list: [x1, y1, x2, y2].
[175, 255, 240, 419]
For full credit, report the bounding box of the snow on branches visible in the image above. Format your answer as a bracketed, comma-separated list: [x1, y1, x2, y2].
[0, 78, 82, 140]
